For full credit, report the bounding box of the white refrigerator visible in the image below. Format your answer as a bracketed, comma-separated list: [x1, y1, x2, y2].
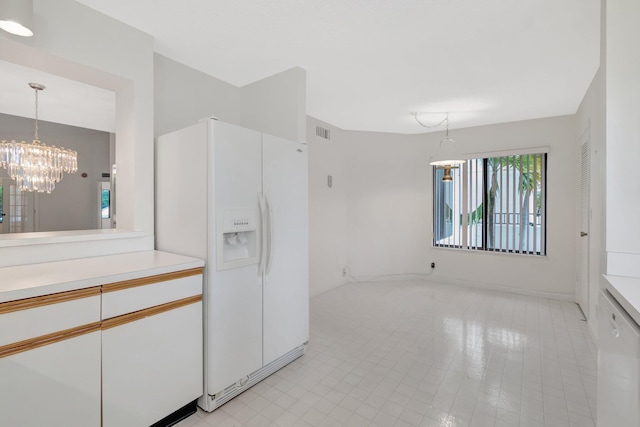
[155, 118, 309, 411]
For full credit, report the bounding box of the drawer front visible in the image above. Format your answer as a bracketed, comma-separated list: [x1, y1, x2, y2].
[102, 269, 203, 319]
[0, 290, 101, 347]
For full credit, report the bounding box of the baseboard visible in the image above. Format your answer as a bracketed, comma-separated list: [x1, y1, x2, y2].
[425, 274, 575, 301]
[341, 272, 574, 301]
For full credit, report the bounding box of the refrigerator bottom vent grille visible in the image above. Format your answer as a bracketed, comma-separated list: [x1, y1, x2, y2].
[209, 343, 307, 410]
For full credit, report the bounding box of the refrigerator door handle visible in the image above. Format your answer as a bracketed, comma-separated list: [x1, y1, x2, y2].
[265, 194, 274, 277]
[258, 193, 267, 276]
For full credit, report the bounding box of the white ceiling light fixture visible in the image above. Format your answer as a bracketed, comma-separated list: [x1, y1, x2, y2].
[0, 83, 78, 193]
[0, 0, 34, 37]
[413, 112, 466, 182]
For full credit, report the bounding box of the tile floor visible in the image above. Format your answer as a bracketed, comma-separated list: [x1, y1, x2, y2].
[177, 280, 597, 427]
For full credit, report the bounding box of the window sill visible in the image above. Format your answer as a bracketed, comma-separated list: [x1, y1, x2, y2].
[432, 245, 547, 258]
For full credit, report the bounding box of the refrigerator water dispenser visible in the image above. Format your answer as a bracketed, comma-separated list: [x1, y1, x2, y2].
[216, 208, 259, 270]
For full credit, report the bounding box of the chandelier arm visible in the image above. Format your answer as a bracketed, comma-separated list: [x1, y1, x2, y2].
[411, 112, 449, 129]
[445, 113, 449, 137]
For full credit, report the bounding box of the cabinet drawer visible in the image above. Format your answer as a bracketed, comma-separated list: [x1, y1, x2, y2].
[0, 288, 101, 347]
[101, 268, 203, 319]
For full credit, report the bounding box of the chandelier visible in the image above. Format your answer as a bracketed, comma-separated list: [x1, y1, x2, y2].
[0, 83, 78, 193]
[412, 112, 465, 182]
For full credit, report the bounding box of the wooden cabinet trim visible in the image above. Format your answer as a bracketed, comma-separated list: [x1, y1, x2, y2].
[0, 321, 101, 359]
[0, 294, 202, 357]
[0, 268, 203, 358]
[101, 295, 202, 330]
[101, 268, 204, 293]
[0, 287, 101, 315]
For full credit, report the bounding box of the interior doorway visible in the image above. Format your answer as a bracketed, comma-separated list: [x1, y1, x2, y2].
[0, 178, 35, 234]
[577, 127, 591, 318]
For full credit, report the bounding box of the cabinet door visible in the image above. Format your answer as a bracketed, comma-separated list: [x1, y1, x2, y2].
[0, 332, 101, 427]
[262, 135, 309, 365]
[102, 301, 203, 427]
[0, 291, 101, 427]
[597, 290, 640, 426]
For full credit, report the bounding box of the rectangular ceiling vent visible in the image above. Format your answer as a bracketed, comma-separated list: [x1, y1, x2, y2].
[315, 125, 331, 140]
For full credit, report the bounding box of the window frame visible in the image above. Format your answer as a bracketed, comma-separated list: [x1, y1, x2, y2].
[432, 153, 547, 256]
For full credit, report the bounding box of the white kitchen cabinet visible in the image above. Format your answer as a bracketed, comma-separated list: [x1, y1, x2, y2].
[101, 271, 203, 427]
[0, 251, 205, 427]
[0, 290, 102, 427]
[598, 288, 640, 426]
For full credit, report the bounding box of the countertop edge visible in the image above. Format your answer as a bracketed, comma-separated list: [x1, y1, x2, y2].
[0, 251, 205, 303]
[604, 274, 640, 326]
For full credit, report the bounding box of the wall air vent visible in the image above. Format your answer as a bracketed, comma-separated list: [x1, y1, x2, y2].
[315, 125, 331, 140]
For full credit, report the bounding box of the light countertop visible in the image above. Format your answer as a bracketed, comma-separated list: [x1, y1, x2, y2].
[0, 250, 204, 303]
[604, 274, 640, 326]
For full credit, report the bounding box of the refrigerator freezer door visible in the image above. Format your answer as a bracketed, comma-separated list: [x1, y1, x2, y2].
[208, 121, 264, 393]
[261, 134, 309, 365]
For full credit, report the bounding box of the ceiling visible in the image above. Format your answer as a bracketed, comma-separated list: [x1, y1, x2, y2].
[0, 59, 116, 133]
[4, 0, 601, 135]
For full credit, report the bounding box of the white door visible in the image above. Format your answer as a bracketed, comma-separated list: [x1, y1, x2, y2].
[0, 178, 35, 233]
[577, 133, 590, 318]
[208, 121, 264, 393]
[262, 134, 309, 365]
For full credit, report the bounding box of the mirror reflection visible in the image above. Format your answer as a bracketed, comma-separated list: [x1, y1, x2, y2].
[0, 60, 116, 234]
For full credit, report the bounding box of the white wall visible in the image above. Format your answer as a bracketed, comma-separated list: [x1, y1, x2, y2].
[427, 117, 579, 298]
[0, 113, 111, 231]
[306, 117, 349, 297]
[605, 0, 640, 277]
[343, 130, 430, 281]
[154, 54, 241, 137]
[154, 54, 306, 142]
[308, 115, 579, 299]
[239, 67, 306, 143]
[0, 0, 155, 266]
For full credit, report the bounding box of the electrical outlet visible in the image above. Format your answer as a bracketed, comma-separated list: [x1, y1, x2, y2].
[430, 262, 435, 269]
[342, 267, 347, 277]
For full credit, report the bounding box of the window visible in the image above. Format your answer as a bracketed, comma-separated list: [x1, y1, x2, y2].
[434, 153, 546, 255]
[101, 189, 111, 219]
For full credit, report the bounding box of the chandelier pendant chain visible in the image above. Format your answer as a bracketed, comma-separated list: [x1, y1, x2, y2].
[29, 82, 45, 143]
[34, 84, 39, 141]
